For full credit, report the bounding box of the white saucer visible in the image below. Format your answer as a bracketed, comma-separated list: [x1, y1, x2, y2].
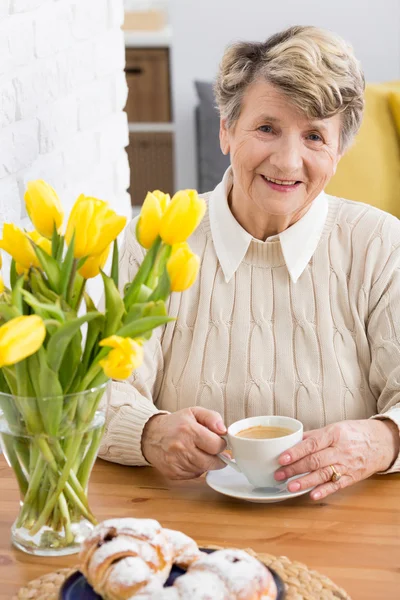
[206, 465, 314, 503]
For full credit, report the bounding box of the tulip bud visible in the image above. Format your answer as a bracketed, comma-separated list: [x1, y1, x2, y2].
[65, 195, 126, 259]
[0, 225, 51, 273]
[167, 242, 200, 292]
[136, 190, 170, 249]
[0, 315, 46, 367]
[99, 335, 144, 380]
[24, 180, 64, 239]
[14, 231, 52, 276]
[79, 245, 110, 280]
[159, 190, 206, 245]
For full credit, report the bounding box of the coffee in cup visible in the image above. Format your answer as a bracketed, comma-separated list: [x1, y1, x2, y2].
[217, 416, 303, 489]
[235, 425, 294, 439]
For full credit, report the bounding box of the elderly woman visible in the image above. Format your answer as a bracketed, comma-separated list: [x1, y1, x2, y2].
[99, 25, 400, 501]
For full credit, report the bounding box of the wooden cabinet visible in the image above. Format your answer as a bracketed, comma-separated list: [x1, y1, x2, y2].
[128, 131, 174, 206]
[125, 45, 175, 206]
[125, 48, 171, 123]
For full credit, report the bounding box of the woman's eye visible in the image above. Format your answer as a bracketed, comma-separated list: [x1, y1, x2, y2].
[258, 125, 273, 133]
[308, 133, 323, 142]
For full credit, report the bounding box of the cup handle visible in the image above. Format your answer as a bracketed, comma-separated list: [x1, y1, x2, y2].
[217, 435, 242, 473]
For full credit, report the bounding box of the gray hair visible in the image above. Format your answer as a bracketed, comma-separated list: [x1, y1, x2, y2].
[214, 25, 365, 152]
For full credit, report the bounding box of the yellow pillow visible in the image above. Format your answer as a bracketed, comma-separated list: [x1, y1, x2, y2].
[388, 90, 400, 137]
[326, 82, 400, 218]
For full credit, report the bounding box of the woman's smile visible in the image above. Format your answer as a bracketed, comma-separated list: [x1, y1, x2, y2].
[260, 173, 302, 193]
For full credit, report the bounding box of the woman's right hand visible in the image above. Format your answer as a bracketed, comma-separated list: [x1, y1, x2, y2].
[141, 407, 228, 480]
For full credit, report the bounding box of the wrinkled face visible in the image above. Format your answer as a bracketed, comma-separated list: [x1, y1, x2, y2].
[220, 80, 342, 220]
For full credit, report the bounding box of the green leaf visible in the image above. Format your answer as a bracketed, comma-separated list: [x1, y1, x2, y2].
[77, 256, 88, 270]
[124, 300, 167, 327]
[81, 292, 105, 373]
[70, 273, 85, 311]
[56, 236, 64, 262]
[51, 225, 60, 259]
[28, 349, 64, 436]
[144, 300, 168, 318]
[47, 312, 102, 372]
[11, 276, 25, 314]
[123, 237, 162, 310]
[2, 366, 18, 395]
[0, 304, 20, 322]
[31, 242, 61, 293]
[59, 331, 82, 394]
[10, 260, 17, 289]
[29, 269, 59, 303]
[0, 369, 11, 394]
[148, 269, 171, 302]
[101, 271, 125, 338]
[135, 284, 152, 303]
[124, 302, 148, 325]
[111, 239, 119, 288]
[116, 315, 174, 339]
[21, 289, 65, 322]
[60, 232, 75, 298]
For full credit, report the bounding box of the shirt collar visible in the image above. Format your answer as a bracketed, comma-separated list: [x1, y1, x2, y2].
[208, 166, 328, 283]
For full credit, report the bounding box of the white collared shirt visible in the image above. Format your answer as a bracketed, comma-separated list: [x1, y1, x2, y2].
[208, 167, 328, 283]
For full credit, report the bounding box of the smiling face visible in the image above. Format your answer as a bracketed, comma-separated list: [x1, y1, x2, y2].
[220, 80, 342, 234]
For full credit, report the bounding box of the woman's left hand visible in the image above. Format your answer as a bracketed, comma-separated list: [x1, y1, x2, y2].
[274, 419, 400, 500]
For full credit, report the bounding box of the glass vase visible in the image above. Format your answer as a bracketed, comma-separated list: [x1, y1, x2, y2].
[0, 384, 107, 556]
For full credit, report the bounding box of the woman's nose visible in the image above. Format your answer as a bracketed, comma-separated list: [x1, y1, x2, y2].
[269, 139, 303, 175]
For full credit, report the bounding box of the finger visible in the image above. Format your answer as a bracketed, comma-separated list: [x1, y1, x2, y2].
[193, 422, 227, 455]
[275, 448, 338, 481]
[284, 464, 345, 493]
[310, 475, 353, 501]
[187, 447, 227, 473]
[191, 407, 226, 434]
[278, 428, 334, 466]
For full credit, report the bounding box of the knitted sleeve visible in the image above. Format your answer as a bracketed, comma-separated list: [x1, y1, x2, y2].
[367, 221, 400, 474]
[98, 218, 168, 466]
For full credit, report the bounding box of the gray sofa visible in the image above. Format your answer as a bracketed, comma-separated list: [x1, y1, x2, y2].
[195, 81, 230, 194]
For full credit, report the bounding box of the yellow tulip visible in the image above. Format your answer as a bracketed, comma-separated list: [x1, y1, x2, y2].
[65, 195, 127, 259]
[13, 230, 51, 276]
[24, 180, 64, 239]
[167, 242, 200, 292]
[0, 224, 35, 268]
[0, 274, 4, 294]
[136, 190, 170, 249]
[0, 315, 46, 367]
[0, 252, 2, 269]
[79, 245, 110, 279]
[159, 190, 206, 245]
[99, 335, 144, 380]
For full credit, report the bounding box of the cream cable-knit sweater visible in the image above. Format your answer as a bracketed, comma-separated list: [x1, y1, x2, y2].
[99, 194, 400, 473]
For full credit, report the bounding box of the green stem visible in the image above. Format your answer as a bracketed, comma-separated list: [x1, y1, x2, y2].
[29, 433, 84, 535]
[77, 425, 104, 491]
[58, 493, 74, 544]
[66, 259, 78, 305]
[78, 364, 102, 393]
[16, 455, 46, 527]
[72, 277, 86, 311]
[0, 435, 28, 496]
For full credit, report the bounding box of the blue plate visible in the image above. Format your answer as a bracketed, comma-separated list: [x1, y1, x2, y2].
[60, 548, 285, 599]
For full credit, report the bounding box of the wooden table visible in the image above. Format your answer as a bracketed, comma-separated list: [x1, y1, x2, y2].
[1, 456, 400, 600]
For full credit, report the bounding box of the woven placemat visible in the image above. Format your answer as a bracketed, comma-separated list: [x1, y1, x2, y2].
[16, 546, 351, 600]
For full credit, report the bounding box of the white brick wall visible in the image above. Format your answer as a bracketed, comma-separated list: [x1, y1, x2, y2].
[0, 0, 131, 243]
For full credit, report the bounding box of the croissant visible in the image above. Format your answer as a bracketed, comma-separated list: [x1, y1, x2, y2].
[142, 549, 278, 600]
[79, 519, 278, 600]
[79, 518, 175, 599]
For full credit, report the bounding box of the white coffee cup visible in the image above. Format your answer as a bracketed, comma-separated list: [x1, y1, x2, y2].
[217, 415, 303, 489]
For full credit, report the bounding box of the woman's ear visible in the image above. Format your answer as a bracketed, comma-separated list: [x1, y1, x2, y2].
[219, 118, 230, 155]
